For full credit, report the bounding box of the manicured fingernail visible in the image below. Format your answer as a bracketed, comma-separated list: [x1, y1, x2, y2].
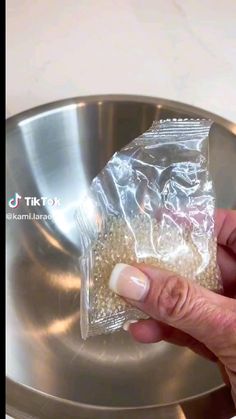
[123, 320, 138, 331]
[109, 263, 150, 301]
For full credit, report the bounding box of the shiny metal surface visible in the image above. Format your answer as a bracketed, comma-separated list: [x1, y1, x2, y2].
[6, 95, 236, 418]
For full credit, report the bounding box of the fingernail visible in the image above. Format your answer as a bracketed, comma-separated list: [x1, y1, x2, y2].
[123, 320, 138, 331]
[109, 263, 150, 301]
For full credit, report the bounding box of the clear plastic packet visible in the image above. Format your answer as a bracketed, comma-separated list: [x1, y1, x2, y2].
[76, 119, 222, 339]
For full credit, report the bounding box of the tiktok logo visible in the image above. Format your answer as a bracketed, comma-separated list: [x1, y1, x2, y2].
[8, 193, 22, 209]
[8, 193, 61, 208]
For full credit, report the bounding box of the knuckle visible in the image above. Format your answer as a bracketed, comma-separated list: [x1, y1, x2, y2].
[154, 274, 194, 321]
[213, 313, 236, 355]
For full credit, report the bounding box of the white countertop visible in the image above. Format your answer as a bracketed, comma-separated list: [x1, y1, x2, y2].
[6, 0, 236, 121]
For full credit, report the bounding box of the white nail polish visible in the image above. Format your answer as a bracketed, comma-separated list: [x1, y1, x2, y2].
[109, 263, 150, 301]
[109, 263, 129, 293]
[123, 320, 138, 331]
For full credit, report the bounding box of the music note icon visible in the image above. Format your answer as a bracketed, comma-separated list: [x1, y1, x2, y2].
[8, 193, 22, 209]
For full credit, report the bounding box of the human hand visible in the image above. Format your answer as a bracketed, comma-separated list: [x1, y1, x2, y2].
[109, 209, 236, 405]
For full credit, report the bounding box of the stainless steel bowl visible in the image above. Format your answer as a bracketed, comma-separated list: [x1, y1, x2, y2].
[6, 95, 236, 419]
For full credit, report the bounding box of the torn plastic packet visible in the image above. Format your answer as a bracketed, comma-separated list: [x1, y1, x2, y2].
[76, 119, 222, 339]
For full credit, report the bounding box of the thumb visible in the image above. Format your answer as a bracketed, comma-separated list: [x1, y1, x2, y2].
[109, 263, 236, 355]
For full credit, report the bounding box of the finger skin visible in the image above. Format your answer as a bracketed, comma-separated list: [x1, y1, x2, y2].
[125, 263, 236, 405]
[129, 318, 217, 362]
[216, 209, 236, 253]
[217, 245, 236, 296]
[132, 261, 236, 312]
[126, 264, 236, 369]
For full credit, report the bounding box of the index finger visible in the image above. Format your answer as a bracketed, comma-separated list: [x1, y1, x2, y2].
[216, 209, 236, 254]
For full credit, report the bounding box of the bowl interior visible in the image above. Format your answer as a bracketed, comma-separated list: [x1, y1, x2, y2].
[6, 97, 236, 407]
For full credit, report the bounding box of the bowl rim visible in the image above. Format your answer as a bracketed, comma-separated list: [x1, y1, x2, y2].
[6, 93, 236, 134]
[6, 376, 227, 413]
